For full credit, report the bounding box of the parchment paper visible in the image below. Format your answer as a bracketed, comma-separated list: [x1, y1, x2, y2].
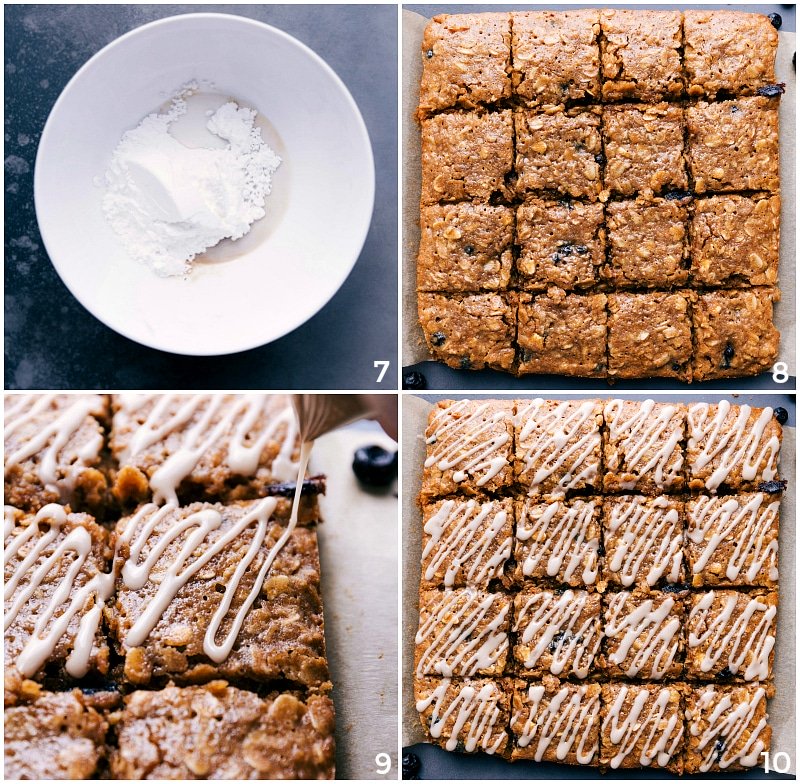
[401, 394, 795, 776]
[313, 424, 398, 780]
[401, 9, 797, 382]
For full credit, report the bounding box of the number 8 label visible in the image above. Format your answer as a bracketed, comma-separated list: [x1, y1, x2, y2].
[771, 362, 789, 383]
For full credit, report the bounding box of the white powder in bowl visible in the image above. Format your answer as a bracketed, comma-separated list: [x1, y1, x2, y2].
[102, 85, 281, 277]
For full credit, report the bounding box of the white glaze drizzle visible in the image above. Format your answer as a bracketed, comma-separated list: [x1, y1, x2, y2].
[515, 399, 600, 497]
[688, 494, 779, 583]
[118, 440, 312, 662]
[688, 402, 780, 491]
[606, 497, 683, 587]
[4, 394, 104, 495]
[517, 500, 599, 585]
[513, 682, 599, 763]
[415, 588, 509, 677]
[424, 400, 510, 488]
[605, 593, 681, 678]
[687, 591, 775, 680]
[514, 590, 602, 678]
[689, 687, 768, 771]
[603, 686, 683, 769]
[416, 678, 507, 754]
[422, 499, 512, 587]
[605, 399, 683, 490]
[115, 394, 299, 505]
[4, 504, 115, 678]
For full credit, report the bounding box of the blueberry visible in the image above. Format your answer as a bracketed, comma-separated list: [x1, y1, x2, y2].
[594, 152, 606, 166]
[715, 736, 726, 762]
[548, 630, 572, 652]
[721, 342, 735, 369]
[402, 752, 421, 779]
[463, 245, 475, 256]
[756, 83, 786, 97]
[352, 445, 398, 486]
[403, 371, 427, 390]
[716, 666, 734, 679]
[662, 583, 689, 594]
[520, 348, 534, 363]
[768, 12, 782, 29]
[431, 331, 446, 347]
[664, 189, 692, 201]
[757, 479, 787, 494]
[459, 357, 471, 370]
[774, 407, 788, 425]
[425, 49, 434, 59]
[671, 362, 682, 372]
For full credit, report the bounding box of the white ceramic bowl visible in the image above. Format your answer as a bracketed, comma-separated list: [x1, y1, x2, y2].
[35, 13, 375, 356]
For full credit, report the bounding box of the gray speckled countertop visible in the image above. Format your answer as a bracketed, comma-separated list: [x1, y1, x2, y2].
[5, 4, 397, 390]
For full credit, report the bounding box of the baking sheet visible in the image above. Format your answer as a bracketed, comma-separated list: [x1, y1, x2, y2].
[313, 423, 399, 780]
[401, 393, 796, 779]
[401, 8, 797, 388]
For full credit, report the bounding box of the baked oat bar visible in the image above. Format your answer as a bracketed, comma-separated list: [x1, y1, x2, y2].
[4, 689, 109, 779]
[687, 97, 780, 194]
[107, 499, 329, 688]
[684, 10, 779, 99]
[110, 682, 335, 779]
[686, 401, 782, 492]
[420, 496, 513, 590]
[516, 199, 604, 291]
[607, 291, 693, 381]
[417, 292, 517, 373]
[603, 399, 686, 494]
[599, 683, 683, 773]
[692, 288, 780, 382]
[420, 110, 514, 204]
[684, 684, 771, 773]
[604, 197, 688, 289]
[110, 393, 302, 506]
[599, 9, 683, 102]
[4, 505, 113, 687]
[602, 104, 686, 197]
[514, 398, 603, 498]
[417, 202, 514, 292]
[686, 589, 777, 681]
[601, 591, 684, 680]
[517, 291, 607, 377]
[511, 675, 601, 763]
[514, 108, 602, 199]
[511, 498, 600, 589]
[421, 399, 514, 499]
[418, 13, 511, 117]
[511, 10, 601, 106]
[686, 493, 779, 588]
[415, 587, 510, 677]
[4, 393, 109, 514]
[690, 194, 780, 288]
[601, 496, 685, 590]
[512, 588, 603, 679]
[415, 676, 510, 755]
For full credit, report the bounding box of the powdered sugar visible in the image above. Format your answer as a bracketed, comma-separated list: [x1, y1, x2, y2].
[102, 84, 281, 277]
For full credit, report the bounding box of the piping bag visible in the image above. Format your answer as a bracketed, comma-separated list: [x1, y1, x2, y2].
[292, 394, 398, 443]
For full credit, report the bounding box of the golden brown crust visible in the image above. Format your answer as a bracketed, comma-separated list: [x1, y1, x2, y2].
[687, 97, 780, 194]
[515, 108, 602, 200]
[684, 10, 778, 99]
[600, 9, 683, 102]
[607, 291, 693, 381]
[417, 202, 514, 292]
[4, 689, 109, 780]
[109, 682, 335, 779]
[602, 104, 686, 197]
[604, 198, 688, 289]
[511, 10, 601, 106]
[690, 194, 780, 287]
[692, 288, 780, 381]
[420, 111, 514, 205]
[517, 290, 607, 377]
[516, 199, 604, 291]
[418, 291, 517, 372]
[418, 13, 511, 117]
